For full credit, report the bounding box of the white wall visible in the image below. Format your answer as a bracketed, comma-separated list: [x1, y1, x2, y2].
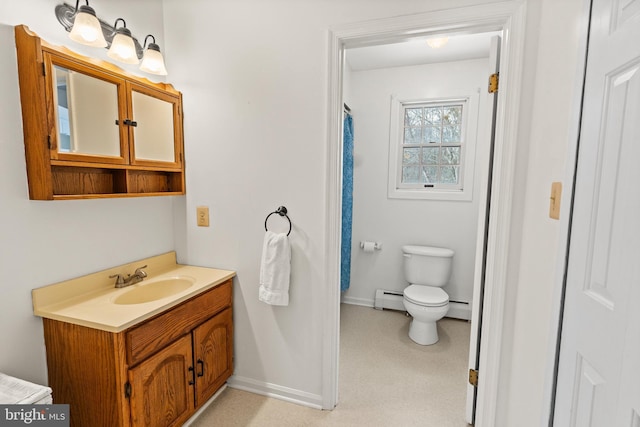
[0, 0, 178, 385]
[163, 0, 586, 423]
[342, 58, 490, 307]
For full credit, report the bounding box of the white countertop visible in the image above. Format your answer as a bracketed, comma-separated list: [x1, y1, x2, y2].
[31, 252, 236, 333]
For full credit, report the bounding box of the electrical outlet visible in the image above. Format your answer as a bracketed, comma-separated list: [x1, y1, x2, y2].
[196, 206, 209, 227]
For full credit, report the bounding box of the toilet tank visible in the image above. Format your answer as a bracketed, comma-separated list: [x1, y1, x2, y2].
[402, 245, 454, 287]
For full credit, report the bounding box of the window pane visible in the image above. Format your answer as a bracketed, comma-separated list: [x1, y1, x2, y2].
[423, 126, 441, 143]
[452, 126, 461, 142]
[404, 108, 423, 127]
[404, 127, 421, 144]
[402, 166, 421, 183]
[440, 166, 460, 184]
[442, 125, 461, 143]
[441, 146, 460, 165]
[423, 147, 439, 165]
[397, 101, 466, 191]
[425, 107, 442, 125]
[402, 147, 421, 165]
[443, 106, 462, 125]
[422, 166, 438, 184]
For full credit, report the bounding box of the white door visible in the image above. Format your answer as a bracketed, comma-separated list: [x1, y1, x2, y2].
[554, 0, 640, 425]
[466, 34, 501, 425]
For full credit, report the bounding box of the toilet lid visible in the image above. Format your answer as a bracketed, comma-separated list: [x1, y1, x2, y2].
[403, 285, 449, 307]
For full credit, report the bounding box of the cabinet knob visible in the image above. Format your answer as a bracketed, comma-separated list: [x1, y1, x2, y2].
[115, 119, 138, 127]
[188, 366, 195, 385]
[196, 359, 204, 377]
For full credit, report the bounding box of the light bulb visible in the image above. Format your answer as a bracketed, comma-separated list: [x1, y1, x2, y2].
[107, 28, 139, 64]
[68, 5, 107, 48]
[140, 47, 167, 75]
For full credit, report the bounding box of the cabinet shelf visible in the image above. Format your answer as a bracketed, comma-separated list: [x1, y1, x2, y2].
[50, 160, 183, 172]
[49, 165, 184, 198]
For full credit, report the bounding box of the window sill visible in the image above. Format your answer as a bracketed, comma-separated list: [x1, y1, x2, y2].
[388, 187, 473, 201]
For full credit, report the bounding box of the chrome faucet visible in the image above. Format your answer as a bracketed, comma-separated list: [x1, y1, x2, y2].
[110, 265, 148, 288]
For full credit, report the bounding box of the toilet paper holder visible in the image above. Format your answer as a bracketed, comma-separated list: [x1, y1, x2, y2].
[360, 241, 382, 251]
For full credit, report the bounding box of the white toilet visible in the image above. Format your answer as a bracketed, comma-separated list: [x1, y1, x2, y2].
[402, 245, 454, 345]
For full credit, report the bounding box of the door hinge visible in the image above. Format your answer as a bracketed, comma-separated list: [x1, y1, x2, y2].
[488, 72, 499, 93]
[124, 382, 131, 399]
[42, 62, 46, 77]
[47, 135, 52, 150]
[469, 369, 479, 387]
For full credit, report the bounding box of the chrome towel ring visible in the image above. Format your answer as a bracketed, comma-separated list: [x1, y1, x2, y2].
[264, 206, 292, 236]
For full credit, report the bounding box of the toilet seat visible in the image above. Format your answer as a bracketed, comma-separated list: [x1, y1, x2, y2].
[403, 285, 449, 307]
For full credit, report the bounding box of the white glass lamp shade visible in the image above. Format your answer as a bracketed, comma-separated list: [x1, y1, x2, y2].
[108, 29, 139, 64]
[140, 44, 168, 76]
[69, 5, 107, 47]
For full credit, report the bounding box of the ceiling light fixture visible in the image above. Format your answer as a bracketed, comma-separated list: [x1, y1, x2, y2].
[67, 0, 107, 47]
[140, 35, 168, 76]
[426, 37, 449, 49]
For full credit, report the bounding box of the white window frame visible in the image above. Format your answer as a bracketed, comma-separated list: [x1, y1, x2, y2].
[388, 92, 480, 201]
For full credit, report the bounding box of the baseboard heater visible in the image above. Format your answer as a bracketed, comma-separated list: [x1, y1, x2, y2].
[374, 289, 405, 311]
[373, 288, 471, 320]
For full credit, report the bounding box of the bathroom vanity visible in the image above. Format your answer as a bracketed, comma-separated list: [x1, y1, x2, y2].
[32, 252, 235, 427]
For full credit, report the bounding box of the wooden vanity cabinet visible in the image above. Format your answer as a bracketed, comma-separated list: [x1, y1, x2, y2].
[14, 25, 185, 200]
[192, 308, 234, 406]
[128, 335, 194, 427]
[42, 280, 233, 427]
[127, 308, 234, 427]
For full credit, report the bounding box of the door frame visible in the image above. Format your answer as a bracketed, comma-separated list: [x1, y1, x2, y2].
[323, 2, 526, 425]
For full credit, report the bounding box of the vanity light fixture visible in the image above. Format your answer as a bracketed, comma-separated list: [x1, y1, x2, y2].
[67, 0, 107, 47]
[426, 36, 449, 49]
[107, 19, 139, 64]
[139, 35, 168, 76]
[56, 3, 168, 74]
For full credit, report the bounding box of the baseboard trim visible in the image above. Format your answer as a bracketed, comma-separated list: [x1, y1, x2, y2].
[227, 375, 323, 410]
[340, 295, 373, 307]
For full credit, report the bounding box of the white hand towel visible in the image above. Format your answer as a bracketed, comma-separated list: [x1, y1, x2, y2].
[259, 231, 291, 306]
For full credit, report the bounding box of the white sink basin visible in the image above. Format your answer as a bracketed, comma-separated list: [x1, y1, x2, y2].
[112, 277, 195, 305]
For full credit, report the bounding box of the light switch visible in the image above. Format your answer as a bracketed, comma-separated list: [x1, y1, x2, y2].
[196, 206, 209, 227]
[549, 182, 562, 220]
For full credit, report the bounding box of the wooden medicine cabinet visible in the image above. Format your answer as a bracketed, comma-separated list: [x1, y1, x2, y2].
[14, 25, 185, 200]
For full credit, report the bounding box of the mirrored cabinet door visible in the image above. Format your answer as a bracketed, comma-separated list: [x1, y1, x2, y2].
[45, 54, 128, 164]
[129, 83, 182, 168]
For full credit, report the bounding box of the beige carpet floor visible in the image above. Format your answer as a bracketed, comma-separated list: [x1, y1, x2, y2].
[190, 304, 472, 427]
